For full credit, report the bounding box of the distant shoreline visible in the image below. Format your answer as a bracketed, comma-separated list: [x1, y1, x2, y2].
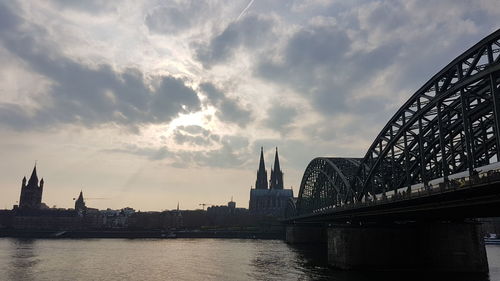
[0, 229, 284, 240]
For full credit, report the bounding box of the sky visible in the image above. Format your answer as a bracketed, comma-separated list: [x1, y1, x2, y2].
[0, 0, 499, 211]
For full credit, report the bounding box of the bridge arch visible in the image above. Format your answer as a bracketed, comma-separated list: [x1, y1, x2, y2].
[296, 157, 361, 216]
[295, 29, 500, 217]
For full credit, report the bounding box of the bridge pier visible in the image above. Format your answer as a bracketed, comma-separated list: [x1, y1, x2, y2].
[327, 221, 488, 272]
[285, 224, 326, 244]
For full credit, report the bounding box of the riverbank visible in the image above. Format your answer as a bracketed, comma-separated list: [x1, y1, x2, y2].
[0, 229, 284, 239]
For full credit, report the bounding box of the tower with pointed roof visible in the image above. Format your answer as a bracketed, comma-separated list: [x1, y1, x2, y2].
[269, 147, 284, 190]
[19, 164, 44, 210]
[75, 190, 86, 214]
[249, 147, 293, 217]
[255, 147, 268, 189]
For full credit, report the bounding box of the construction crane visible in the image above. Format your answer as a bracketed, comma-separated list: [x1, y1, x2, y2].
[199, 203, 212, 210]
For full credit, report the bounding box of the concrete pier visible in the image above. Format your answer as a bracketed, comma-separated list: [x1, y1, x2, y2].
[285, 224, 326, 244]
[327, 222, 488, 272]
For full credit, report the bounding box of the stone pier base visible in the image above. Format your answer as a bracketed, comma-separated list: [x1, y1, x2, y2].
[285, 225, 326, 244]
[327, 222, 488, 272]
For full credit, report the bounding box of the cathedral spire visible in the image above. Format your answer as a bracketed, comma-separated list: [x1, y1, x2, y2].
[259, 147, 266, 172]
[273, 147, 281, 173]
[270, 147, 284, 190]
[255, 147, 268, 189]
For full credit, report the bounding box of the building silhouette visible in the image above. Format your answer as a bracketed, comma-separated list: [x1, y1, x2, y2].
[249, 147, 293, 217]
[75, 190, 87, 215]
[19, 165, 44, 210]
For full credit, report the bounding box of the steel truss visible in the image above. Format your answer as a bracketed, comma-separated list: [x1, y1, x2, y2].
[294, 29, 500, 217]
[296, 157, 361, 215]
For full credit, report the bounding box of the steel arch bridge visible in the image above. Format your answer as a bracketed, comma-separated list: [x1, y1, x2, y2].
[293, 29, 500, 218]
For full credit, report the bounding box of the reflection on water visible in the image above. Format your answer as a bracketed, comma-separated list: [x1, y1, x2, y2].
[0, 238, 498, 281]
[4, 239, 40, 281]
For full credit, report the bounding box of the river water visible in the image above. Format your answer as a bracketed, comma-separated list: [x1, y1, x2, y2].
[0, 238, 499, 281]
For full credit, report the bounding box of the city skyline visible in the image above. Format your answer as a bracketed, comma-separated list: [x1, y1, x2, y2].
[1, 1, 500, 211]
[4, 147, 289, 211]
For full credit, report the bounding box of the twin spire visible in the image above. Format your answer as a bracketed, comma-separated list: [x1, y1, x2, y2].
[255, 147, 283, 190]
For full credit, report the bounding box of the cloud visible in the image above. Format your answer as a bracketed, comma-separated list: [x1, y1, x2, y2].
[49, 0, 117, 14]
[255, 22, 398, 117]
[145, 1, 210, 35]
[104, 144, 172, 161]
[252, 139, 336, 170]
[172, 125, 218, 146]
[104, 133, 247, 168]
[200, 82, 252, 127]
[255, 23, 357, 112]
[195, 14, 274, 67]
[197, 135, 250, 167]
[0, 2, 20, 30]
[0, 2, 201, 131]
[2, 0, 500, 173]
[262, 103, 298, 135]
[254, 0, 500, 124]
[105, 125, 252, 168]
[191, 135, 252, 168]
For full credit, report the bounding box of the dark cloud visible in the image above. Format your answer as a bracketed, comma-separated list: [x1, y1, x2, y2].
[195, 15, 274, 67]
[253, 0, 500, 127]
[0, 103, 34, 131]
[0, 3, 201, 131]
[0, 2, 20, 30]
[286, 26, 350, 69]
[200, 82, 252, 127]
[256, 23, 403, 114]
[255, 25, 356, 114]
[262, 103, 298, 134]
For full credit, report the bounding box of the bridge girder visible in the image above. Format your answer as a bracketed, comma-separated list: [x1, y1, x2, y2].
[294, 29, 500, 217]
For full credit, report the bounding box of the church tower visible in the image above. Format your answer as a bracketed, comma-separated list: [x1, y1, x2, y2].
[255, 147, 268, 189]
[75, 190, 87, 214]
[270, 147, 284, 190]
[19, 164, 44, 210]
[249, 147, 293, 216]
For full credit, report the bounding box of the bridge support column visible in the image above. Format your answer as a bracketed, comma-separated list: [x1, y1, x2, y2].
[285, 224, 326, 244]
[327, 221, 487, 272]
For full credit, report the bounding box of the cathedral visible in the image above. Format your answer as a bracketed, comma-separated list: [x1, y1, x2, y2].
[19, 165, 44, 210]
[249, 147, 293, 217]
